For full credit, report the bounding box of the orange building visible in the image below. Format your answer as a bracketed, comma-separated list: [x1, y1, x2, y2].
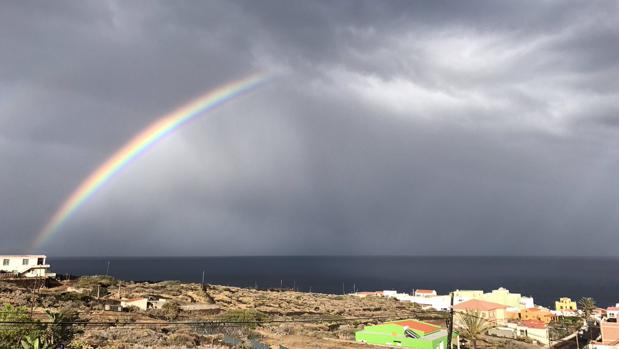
[520, 307, 554, 324]
[506, 309, 520, 320]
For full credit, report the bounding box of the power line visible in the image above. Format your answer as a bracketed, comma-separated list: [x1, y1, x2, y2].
[0, 313, 445, 327]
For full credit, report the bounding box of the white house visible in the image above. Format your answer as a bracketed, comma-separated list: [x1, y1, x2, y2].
[489, 320, 550, 345]
[121, 297, 149, 310]
[607, 306, 619, 319]
[414, 289, 438, 297]
[121, 297, 168, 311]
[520, 296, 535, 309]
[0, 255, 55, 278]
[380, 290, 452, 311]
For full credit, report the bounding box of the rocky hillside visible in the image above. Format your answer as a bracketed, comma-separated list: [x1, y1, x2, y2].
[0, 278, 447, 348]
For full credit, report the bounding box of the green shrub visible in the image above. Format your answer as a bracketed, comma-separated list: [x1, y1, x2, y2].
[161, 302, 181, 321]
[76, 276, 118, 289]
[218, 309, 268, 329]
[150, 302, 181, 320]
[55, 292, 92, 303]
[69, 338, 95, 349]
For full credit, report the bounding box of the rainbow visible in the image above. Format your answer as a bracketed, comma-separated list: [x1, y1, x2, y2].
[33, 73, 268, 249]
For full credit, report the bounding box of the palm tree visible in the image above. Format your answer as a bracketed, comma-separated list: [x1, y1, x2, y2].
[578, 297, 597, 345]
[457, 310, 495, 349]
[578, 297, 596, 321]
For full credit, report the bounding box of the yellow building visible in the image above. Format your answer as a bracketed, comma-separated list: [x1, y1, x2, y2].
[453, 290, 484, 303]
[454, 287, 530, 309]
[555, 297, 577, 311]
[481, 287, 523, 309]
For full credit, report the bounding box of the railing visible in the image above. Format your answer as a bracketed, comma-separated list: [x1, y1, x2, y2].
[0, 272, 19, 279]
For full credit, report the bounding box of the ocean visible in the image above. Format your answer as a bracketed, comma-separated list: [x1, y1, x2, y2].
[49, 256, 619, 308]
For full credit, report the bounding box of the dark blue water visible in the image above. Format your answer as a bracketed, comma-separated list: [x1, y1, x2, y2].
[48, 256, 619, 308]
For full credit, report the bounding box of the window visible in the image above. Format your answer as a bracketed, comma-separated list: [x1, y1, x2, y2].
[2, 259, 8, 266]
[22, 259, 29, 265]
[37, 258, 44, 265]
[405, 329, 420, 339]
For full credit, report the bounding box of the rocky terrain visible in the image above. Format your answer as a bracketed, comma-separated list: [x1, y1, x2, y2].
[0, 277, 447, 348]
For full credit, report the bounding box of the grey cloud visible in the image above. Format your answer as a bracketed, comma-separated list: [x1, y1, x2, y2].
[1, 0, 619, 256]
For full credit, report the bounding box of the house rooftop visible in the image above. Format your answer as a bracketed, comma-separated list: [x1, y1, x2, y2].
[123, 297, 147, 302]
[525, 307, 551, 313]
[423, 329, 449, 340]
[415, 289, 436, 293]
[454, 299, 508, 311]
[520, 320, 547, 329]
[390, 320, 441, 335]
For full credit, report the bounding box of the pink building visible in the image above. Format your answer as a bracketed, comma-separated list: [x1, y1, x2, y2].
[591, 320, 619, 348]
[454, 299, 509, 325]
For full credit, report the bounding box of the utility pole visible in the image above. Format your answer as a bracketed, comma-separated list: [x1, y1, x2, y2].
[30, 279, 40, 318]
[342, 282, 345, 295]
[118, 282, 121, 300]
[447, 292, 455, 349]
[105, 261, 110, 276]
[201, 270, 206, 286]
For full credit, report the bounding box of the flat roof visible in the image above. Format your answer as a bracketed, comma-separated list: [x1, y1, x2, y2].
[0, 255, 47, 258]
[454, 299, 508, 311]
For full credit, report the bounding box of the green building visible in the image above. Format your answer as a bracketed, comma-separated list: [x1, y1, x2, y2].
[355, 319, 457, 349]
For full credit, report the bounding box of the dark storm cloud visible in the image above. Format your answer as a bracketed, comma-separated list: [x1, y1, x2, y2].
[1, 0, 619, 256]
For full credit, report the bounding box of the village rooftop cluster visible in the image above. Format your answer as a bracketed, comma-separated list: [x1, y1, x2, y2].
[352, 288, 619, 348]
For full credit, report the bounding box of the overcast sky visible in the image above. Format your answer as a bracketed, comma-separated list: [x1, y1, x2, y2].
[1, 1, 619, 256]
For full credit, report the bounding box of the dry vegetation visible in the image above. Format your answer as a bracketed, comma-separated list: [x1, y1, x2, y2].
[0, 278, 447, 348]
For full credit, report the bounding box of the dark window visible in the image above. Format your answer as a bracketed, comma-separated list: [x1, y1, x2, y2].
[405, 329, 420, 338]
[37, 258, 44, 265]
[2, 259, 8, 266]
[22, 259, 29, 265]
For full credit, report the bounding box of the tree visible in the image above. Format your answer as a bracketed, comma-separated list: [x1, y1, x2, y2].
[457, 310, 495, 349]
